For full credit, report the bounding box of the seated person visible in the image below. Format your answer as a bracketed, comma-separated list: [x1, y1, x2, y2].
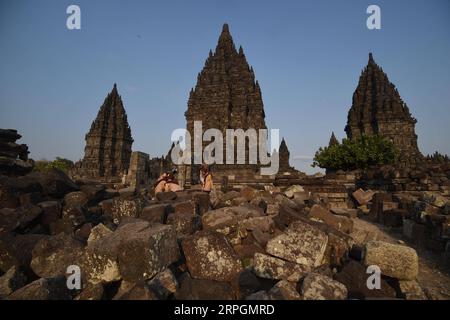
[154, 168, 183, 193]
[154, 174, 167, 193]
[165, 173, 183, 192]
[199, 164, 213, 193]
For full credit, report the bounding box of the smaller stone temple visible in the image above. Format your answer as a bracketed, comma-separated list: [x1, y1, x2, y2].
[279, 138, 294, 173]
[79, 84, 133, 182]
[328, 132, 339, 147]
[345, 53, 422, 166]
[274, 138, 307, 186]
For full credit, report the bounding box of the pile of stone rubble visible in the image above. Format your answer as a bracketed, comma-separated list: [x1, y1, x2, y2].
[354, 188, 450, 255]
[0, 166, 430, 300]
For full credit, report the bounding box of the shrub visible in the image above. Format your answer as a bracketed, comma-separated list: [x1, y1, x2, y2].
[312, 135, 397, 171]
[34, 159, 50, 172]
[33, 157, 74, 173]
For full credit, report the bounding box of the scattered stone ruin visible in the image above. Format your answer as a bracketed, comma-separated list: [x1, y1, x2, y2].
[1, 166, 442, 300]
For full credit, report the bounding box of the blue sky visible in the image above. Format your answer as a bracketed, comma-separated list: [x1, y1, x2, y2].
[1, 0, 449, 174]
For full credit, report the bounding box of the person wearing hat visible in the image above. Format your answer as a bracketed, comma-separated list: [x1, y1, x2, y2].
[199, 164, 213, 193]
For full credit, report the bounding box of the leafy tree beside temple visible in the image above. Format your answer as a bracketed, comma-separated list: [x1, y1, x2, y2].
[312, 135, 397, 172]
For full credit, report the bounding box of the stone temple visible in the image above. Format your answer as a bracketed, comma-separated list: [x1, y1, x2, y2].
[279, 138, 294, 173]
[79, 84, 133, 182]
[345, 53, 422, 166]
[184, 24, 271, 186]
[185, 24, 284, 183]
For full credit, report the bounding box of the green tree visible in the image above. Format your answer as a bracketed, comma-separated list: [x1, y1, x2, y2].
[312, 135, 397, 171]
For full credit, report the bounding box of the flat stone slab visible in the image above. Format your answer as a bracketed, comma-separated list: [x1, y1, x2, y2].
[182, 230, 242, 282]
[253, 252, 310, 282]
[363, 240, 418, 280]
[331, 208, 358, 219]
[301, 273, 348, 300]
[266, 220, 328, 267]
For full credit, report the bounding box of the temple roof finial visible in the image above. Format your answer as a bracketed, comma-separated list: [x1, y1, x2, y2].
[222, 23, 229, 33]
[329, 131, 339, 146]
[216, 23, 235, 53]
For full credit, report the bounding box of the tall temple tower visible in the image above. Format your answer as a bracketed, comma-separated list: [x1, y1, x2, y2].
[184, 24, 269, 184]
[81, 84, 133, 182]
[345, 53, 422, 165]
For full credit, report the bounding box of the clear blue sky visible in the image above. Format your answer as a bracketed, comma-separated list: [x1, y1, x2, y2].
[1, 0, 449, 174]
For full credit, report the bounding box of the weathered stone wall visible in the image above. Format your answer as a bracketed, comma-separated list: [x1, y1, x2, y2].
[125, 151, 150, 188]
[356, 163, 450, 194]
[0, 129, 33, 176]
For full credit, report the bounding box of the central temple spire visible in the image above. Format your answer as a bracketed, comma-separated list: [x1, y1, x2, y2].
[184, 23, 268, 183]
[186, 23, 265, 131]
[216, 23, 236, 56]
